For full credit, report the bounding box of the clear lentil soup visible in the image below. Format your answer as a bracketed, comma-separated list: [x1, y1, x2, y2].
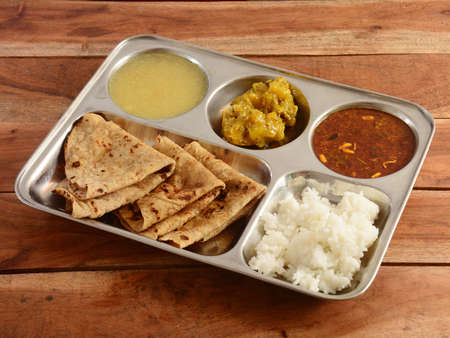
[313, 108, 415, 178]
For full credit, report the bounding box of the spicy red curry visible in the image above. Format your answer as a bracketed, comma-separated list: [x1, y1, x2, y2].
[313, 108, 415, 178]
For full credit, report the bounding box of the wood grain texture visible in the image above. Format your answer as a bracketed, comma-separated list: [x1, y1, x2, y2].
[384, 190, 450, 263]
[0, 194, 195, 271]
[0, 1, 449, 56]
[0, 55, 448, 191]
[0, 55, 448, 123]
[0, 58, 103, 123]
[0, 190, 448, 271]
[2, 119, 448, 192]
[0, 1, 447, 335]
[257, 55, 450, 120]
[0, 267, 449, 337]
[416, 119, 450, 189]
[0, 123, 52, 192]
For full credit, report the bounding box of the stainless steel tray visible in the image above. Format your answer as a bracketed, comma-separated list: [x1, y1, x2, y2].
[15, 35, 434, 300]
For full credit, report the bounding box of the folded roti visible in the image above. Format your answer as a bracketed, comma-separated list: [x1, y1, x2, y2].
[159, 142, 266, 248]
[64, 113, 175, 200]
[54, 166, 173, 218]
[118, 187, 221, 240]
[118, 136, 225, 233]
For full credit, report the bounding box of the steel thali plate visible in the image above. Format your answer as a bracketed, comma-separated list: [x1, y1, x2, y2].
[15, 35, 434, 300]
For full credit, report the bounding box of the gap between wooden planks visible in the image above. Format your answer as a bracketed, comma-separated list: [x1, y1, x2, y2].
[0, 189, 449, 272]
[0, 1, 449, 56]
[0, 266, 449, 337]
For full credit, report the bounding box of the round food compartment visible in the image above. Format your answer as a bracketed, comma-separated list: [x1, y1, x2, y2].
[207, 76, 310, 150]
[108, 50, 208, 120]
[311, 104, 416, 179]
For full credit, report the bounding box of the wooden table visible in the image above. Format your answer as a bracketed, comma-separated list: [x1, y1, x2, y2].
[1, 1, 449, 336]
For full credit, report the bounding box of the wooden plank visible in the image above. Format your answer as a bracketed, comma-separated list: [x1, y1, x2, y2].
[257, 55, 450, 120]
[0, 190, 448, 271]
[0, 193, 195, 271]
[0, 58, 103, 123]
[384, 190, 450, 263]
[0, 54, 448, 191]
[0, 55, 448, 123]
[0, 123, 52, 192]
[2, 119, 448, 192]
[415, 119, 450, 189]
[0, 267, 449, 337]
[0, 1, 449, 56]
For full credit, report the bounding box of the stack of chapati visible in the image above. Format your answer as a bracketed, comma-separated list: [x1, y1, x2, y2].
[54, 113, 266, 249]
[116, 136, 225, 238]
[117, 138, 266, 248]
[159, 141, 266, 248]
[53, 114, 175, 218]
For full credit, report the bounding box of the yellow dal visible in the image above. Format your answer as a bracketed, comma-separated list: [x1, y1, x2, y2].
[109, 52, 207, 119]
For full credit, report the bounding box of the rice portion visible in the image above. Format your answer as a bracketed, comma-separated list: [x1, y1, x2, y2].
[249, 186, 379, 294]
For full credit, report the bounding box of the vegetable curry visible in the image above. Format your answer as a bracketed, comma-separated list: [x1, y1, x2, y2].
[221, 77, 298, 148]
[313, 108, 415, 178]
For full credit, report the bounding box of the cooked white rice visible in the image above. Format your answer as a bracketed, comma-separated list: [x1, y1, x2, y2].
[249, 182, 379, 294]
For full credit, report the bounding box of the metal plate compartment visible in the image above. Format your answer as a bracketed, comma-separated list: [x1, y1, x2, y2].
[15, 35, 434, 300]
